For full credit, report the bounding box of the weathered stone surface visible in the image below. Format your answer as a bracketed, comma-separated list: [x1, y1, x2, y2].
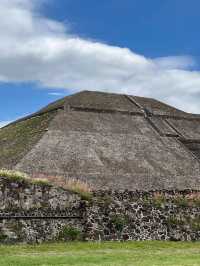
[0, 177, 84, 243]
[0, 177, 199, 243]
[85, 190, 200, 241]
[1, 90, 200, 190]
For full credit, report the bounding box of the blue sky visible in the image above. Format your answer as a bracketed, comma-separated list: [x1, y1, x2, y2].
[44, 0, 200, 58]
[1, 0, 200, 126]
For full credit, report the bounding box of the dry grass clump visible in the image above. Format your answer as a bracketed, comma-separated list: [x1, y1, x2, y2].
[152, 192, 166, 207]
[0, 169, 30, 182]
[51, 176, 92, 200]
[185, 192, 200, 207]
[171, 192, 200, 207]
[62, 179, 92, 200]
[31, 173, 92, 200]
[63, 179, 91, 194]
[0, 170, 92, 199]
[151, 191, 200, 207]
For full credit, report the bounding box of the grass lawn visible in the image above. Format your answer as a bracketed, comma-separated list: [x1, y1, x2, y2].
[0, 241, 199, 266]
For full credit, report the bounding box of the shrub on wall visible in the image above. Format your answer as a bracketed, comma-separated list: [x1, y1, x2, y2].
[58, 226, 82, 241]
[110, 215, 128, 232]
[167, 215, 200, 232]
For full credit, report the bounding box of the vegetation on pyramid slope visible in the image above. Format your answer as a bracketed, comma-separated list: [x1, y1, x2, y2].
[0, 169, 29, 182]
[0, 169, 92, 199]
[0, 169, 53, 188]
[36, 97, 67, 114]
[31, 173, 92, 199]
[0, 111, 56, 169]
[1, 91, 200, 191]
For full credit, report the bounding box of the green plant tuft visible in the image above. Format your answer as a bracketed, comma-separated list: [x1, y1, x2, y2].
[58, 226, 82, 241]
[0, 169, 30, 182]
[173, 196, 189, 207]
[152, 193, 166, 208]
[0, 232, 7, 242]
[111, 215, 128, 232]
[167, 215, 200, 231]
[167, 217, 185, 226]
[31, 178, 52, 187]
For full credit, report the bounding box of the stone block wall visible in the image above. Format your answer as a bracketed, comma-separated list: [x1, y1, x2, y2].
[85, 191, 200, 241]
[0, 176, 199, 243]
[0, 177, 84, 243]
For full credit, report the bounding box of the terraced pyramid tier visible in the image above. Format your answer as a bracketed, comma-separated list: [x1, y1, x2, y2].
[1, 90, 200, 190]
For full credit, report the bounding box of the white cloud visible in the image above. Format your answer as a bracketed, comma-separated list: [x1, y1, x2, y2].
[0, 121, 12, 128]
[154, 56, 196, 70]
[0, 0, 200, 113]
[48, 92, 64, 96]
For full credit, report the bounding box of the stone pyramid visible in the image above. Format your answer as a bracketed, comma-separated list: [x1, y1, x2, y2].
[1, 90, 200, 190]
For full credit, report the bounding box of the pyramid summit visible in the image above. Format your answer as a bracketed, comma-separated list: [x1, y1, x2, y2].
[1, 90, 200, 190]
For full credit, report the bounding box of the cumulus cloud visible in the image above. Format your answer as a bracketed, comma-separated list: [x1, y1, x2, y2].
[0, 0, 200, 113]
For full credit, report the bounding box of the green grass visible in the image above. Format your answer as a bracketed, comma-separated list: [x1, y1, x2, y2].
[0, 169, 53, 189]
[0, 241, 199, 266]
[0, 111, 56, 169]
[0, 169, 29, 182]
